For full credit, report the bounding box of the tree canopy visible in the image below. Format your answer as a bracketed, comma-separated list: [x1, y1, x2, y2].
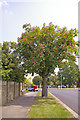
[33, 76, 42, 86]
[25, 77, 33, 87]
[2, 42, 25, 82]
[58, 61, 78, 87]
[49, 75, 59, 86]
[10, 22, 78, 97]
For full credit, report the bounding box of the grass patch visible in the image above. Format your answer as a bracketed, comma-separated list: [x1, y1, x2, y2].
[27, 92, 74, 118]
[23, 90, 28, 92]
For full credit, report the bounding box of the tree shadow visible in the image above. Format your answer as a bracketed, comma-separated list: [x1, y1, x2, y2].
[33, 96, 57, 106]
[2, 94, 36, 107]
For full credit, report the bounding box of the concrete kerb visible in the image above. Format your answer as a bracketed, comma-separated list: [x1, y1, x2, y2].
[49, 92, 80, 119]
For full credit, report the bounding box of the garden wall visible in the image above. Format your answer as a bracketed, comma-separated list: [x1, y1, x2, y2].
[2, 81, 24, 105]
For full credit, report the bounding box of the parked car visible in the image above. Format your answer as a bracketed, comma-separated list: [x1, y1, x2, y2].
[33, 85, 38, 91]
[58, 85, 61, 88]
[27, 86, 38, 91]
[58, 85, 66, 88]
[47, 85, 51, 88]
[41, 86, 51, 88]
[62, 85, 66, 88]
[27, 86, 34, 91]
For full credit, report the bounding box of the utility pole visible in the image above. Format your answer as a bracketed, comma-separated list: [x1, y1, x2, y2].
[59, 68, 63, 89]
[61, 71, 62, 89]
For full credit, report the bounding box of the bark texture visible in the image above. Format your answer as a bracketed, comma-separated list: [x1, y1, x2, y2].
[42, 76, 48, 97]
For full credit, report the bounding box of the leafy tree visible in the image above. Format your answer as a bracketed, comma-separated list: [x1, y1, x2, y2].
[33, 76, 42, 87]
[11, 65, 25, 83]
[49, 75, 58, 86]
[2, 42, 14, 81]
[10, 22, 78, 97]
[55, 80, 61, 86]
[47, 78, 51, 85]
[58, 61, 78, 87]
[77, 71, 80, 87]
[10, 52, 25, 83]
[25, 77, 32, 87]
[2, 42, 25, 82]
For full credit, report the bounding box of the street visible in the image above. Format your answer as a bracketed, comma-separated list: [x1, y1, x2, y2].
[48, 88, 80, 115]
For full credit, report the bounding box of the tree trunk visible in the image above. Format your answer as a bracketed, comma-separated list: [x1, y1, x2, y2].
[14, 82, 16, 99]
[7, 81, 9, 103]
[42, 76, 48, 97]
[19, 82, 20, 96]
[22, 82, 24, 95]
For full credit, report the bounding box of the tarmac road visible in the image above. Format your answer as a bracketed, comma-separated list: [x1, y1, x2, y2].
[48, 88, 80, 115]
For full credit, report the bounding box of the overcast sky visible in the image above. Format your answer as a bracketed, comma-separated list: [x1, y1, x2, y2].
[0, 0, 79, 79]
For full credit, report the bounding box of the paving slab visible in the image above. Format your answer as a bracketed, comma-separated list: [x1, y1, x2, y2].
[2, 92, 37, 118]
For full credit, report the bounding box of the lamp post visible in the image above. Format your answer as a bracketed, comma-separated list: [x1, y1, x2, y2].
[59, 68, 63, 89]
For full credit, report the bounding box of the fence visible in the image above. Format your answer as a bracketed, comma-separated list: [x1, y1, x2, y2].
[2, 81, 24, 105]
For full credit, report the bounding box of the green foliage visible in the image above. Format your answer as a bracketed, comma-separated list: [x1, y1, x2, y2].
[2, 42, 13, 81]
[49, 75, 59, 86]
[58, 61, 78, 87]
[9, 23, 78, 96]
[2, 42, 25, 82]
[10, 22, 78, 79]
[25, 77, 32, 87]
[47, 78, 51, 85]
[33, 76, 42, 85]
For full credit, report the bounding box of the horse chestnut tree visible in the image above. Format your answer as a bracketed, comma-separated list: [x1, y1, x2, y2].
[10, 22, 78, 97]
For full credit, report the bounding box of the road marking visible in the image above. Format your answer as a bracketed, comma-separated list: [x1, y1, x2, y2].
[49, 92, 80, 119]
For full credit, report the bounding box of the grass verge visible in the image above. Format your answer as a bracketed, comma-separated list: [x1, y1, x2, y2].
[23, 89, 28, 92]
[27, 92, 74, 118]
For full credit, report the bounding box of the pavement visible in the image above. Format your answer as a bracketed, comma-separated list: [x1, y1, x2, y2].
[2, 92, 37, 119]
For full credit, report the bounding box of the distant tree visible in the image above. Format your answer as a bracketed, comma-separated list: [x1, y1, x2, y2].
[49, 75, 58, 85]
[77, 71, 80, 87]
[47, 78, 51, 85]
[25, 77, 32, 87]
[33, 76, 42, 86]
[10, 22, 78, 97]
[58, 61, 78, 87]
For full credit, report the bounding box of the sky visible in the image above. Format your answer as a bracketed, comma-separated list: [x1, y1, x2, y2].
[0, 0, 79, 43]
[0, 0, 79, 81]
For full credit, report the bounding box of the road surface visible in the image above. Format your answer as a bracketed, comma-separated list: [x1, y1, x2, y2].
[48, 88, 80, 115]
